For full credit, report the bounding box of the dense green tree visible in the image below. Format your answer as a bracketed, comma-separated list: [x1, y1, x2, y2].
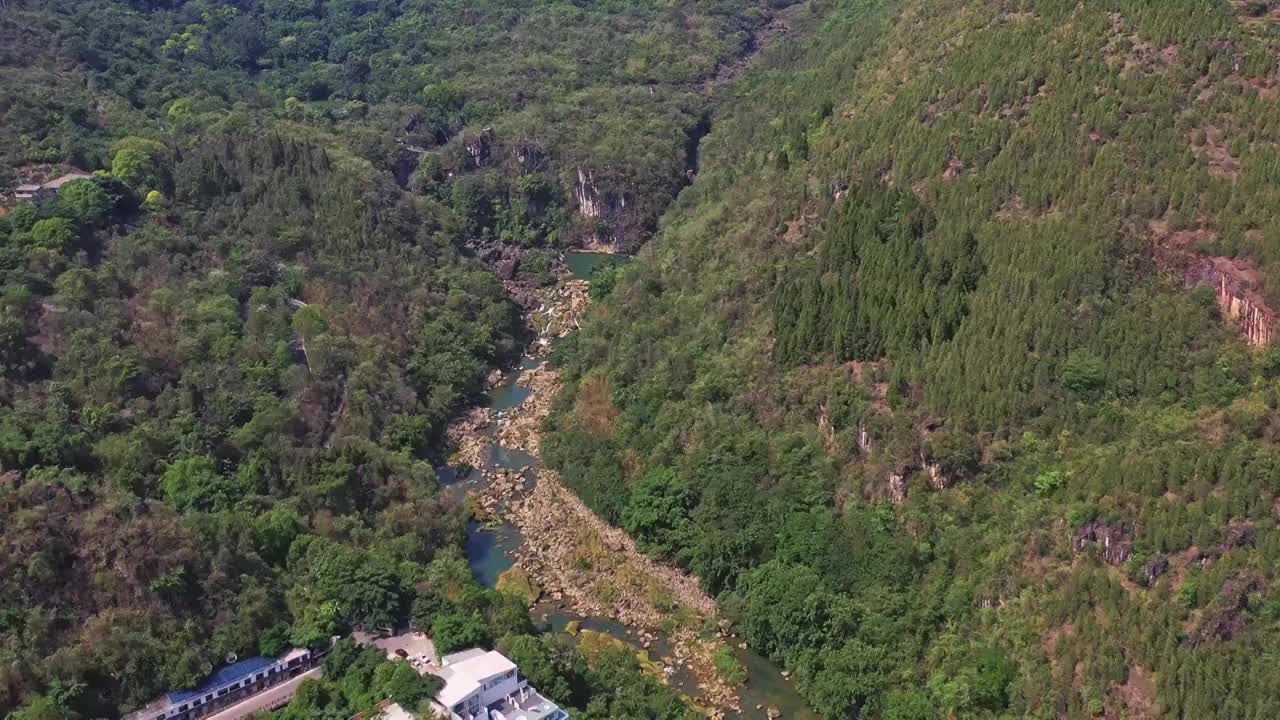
[6, 696, 80, 720]
[27, 218, 75, 253]
[110, 137, 166, 190]
[496, 634, 589, 708]
[161, 455, 246, 512]
[56, 180, 111, 225]
[431, 611, 493, 656]
[622, 468, 695, 558]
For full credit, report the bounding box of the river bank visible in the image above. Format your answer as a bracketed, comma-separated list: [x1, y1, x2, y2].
[460, 297, 742, 712]
[444, 258, 812, 718]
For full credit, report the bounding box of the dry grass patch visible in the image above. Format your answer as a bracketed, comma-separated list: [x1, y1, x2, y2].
[1188, 126, 1241, 179]
[571, 374, 620, 437]
[1108, 665, 1159, 720]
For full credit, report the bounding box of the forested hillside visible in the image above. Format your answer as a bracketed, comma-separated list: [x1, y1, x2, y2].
[0, 0, 787, 250]
[546, 0, 1280, 718]
[0, 0, 799, 718]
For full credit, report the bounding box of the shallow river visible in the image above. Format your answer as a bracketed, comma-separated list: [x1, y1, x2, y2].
[447, 253, 815, 716]
[447, 351, 818, 719]
[564, 250, 624, 280]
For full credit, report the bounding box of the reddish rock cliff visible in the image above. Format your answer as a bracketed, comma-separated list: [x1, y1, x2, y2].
[1151, 222, 1276, 347]
[1189, 257, 1275, 347]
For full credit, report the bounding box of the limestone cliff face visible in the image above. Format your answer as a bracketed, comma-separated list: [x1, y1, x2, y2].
[1073, 522, 1134, 565]
[574, 166, 627, 246]
[1186, 259, 1276, 347]
[924, 462, 949, 490]
[575, 167, 604, 218]
[1153, 224, 1276, 347]
[464, 127, 496, 168]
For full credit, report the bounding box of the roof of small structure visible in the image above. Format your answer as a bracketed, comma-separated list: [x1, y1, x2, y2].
[167, 656, 275, 704]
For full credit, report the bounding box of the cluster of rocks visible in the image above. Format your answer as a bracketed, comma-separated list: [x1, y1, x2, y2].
[467, 239, 528, 283]
[445, 266, 746, 716]
[1140, 556, 1170, 586]
[884, 459, 950, 504]
[504, 469, 717, 622]
[495, 367, 558, 456]
[879, 417, 955, 504]
[499, 467, 738, 712]
[1140, 524, 1257, 587]
[669, 626, 743, 713]
[1072, 521, 1135, 565]
[470, 466, 529, 515]
[464, 127, 496, 168]
[446, 405, 496, 469]
[531, 280, 591, 346]
[1191, 575, 1263, 645]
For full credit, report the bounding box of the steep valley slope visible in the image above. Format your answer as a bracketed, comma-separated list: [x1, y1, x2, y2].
[545, 0, 1280, 718]
[0, 1, 809, 719]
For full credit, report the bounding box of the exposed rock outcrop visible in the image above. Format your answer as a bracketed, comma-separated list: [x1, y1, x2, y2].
[1140, 555, 1169, 587]
[1190, 522, 1260, 569]
[575, 167, 608, 218]
[1152, 221, 1276, 347]
[1073, 522, 1134, 565]
[1222, 523, 1257, 550]
[573, 166, 631, 247]
[497, 256, 520, 280]
[887, 467, 908, 504]
[924, 462, 949, 490]
[857, 424, 872, 453]
[513, 142, 547, 171]
[464, 127, 496, 168]
[1191, 575, 1262, 645]
[1189, 258, 1275, 346]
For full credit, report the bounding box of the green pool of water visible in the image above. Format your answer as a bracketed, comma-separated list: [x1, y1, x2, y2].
[565, 251, 626, 281]
[488, 383, 531, 412]
[488, 356, 541, 412]
[732, 647, 819, 719]
[466, 521, 521, 588]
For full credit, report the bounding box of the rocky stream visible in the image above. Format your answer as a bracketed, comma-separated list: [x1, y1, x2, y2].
[440, 253, 818, 720]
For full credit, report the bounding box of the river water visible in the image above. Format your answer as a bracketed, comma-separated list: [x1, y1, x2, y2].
[449, 259, 817, 719]
[564, 250, 624, 281]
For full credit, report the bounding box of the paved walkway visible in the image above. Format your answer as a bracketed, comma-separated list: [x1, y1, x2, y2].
[205, 667, 322, 720]
[353, 630, 438, 671]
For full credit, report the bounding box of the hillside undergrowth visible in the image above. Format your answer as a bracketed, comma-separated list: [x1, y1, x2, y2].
[547, 1, 1280, 718]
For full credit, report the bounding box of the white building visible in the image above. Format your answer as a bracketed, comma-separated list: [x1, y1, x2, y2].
[431, 649, 568, 720]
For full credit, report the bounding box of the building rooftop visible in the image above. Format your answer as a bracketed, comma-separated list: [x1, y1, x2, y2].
[440, 648, 490, 665]
[41, 172, 94, 189]
[433, 650, 517, 709]
[167, 656, 275, 704]
[490, 688, 566, 720]
[376, 701, 416, 720]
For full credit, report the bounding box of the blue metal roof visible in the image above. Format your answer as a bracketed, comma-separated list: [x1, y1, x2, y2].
[167, 657, 275, 704]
